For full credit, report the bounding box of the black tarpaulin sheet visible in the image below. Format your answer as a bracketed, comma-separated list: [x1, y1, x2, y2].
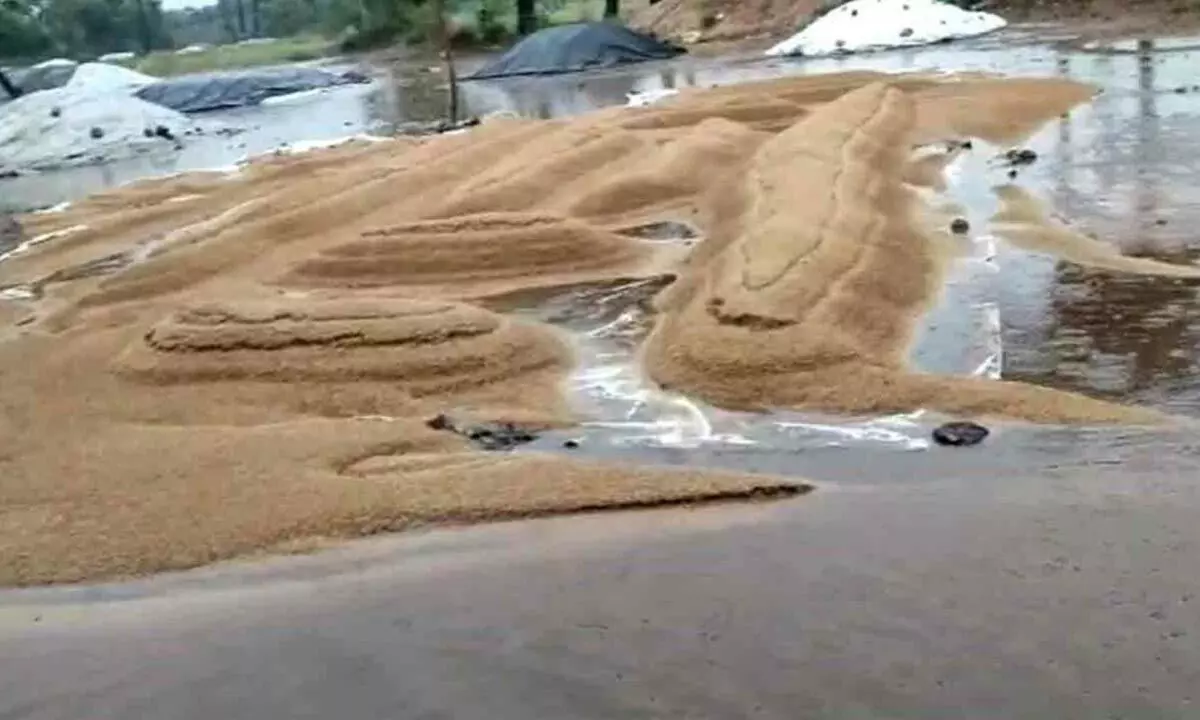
[466, 22, 683, 80]
[133, 67, 369, 114]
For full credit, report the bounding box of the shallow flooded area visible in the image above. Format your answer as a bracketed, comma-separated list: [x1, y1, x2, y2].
[5, 23, 1200, 720]
[453, 30, 1200, 484]
[4, 27, 1200, 558]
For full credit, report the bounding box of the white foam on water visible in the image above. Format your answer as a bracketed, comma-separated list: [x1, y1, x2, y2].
[773, 417, 931, 451]
[973, 302, 1002, 378]
[569, 305, 932, 452]
[32, 201, 72, 215]
[0, 285, 37, 300]
[909, 140, 1005, 380]
[235, 133, 392, 166]
[626, 88, 680, 108]
[766, 0, 1007, 58]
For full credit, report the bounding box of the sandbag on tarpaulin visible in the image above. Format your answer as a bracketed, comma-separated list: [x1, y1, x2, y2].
[134, 67, 370, 113]
[466, 22, 684, 80]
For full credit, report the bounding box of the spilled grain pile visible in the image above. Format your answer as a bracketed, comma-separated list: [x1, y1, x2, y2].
[0, 70, 1170, 586]
[641, 83, 1159, 422]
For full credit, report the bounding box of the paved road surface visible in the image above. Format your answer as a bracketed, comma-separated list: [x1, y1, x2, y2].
[3, 456, 1199, 719]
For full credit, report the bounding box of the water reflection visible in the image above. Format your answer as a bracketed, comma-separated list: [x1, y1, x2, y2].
[1000, 37, 1200, 415]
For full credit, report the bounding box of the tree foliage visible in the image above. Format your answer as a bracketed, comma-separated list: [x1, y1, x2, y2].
[1, 0, 598, 62]
[2, 0, 169, 58]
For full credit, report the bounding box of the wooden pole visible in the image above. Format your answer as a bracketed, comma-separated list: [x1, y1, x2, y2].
[516, 0, 537, 35]
[0, 69, 21, 99]
[432, 0, 458, 124]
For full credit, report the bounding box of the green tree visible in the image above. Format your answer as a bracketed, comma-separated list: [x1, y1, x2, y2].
[1, 0, 53, 58]
[515, 0, 534, 34]
[262, 0, 315, 36]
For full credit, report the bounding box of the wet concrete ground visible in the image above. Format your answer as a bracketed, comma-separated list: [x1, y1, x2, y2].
[5, 26, 1200, 719]
[3, 456, 1200, 719]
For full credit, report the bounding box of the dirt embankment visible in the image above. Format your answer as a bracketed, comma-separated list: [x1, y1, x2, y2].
[628, 0, 824, 42]
[0, 70, 1176, 586]
[626, 0, 1200, 43]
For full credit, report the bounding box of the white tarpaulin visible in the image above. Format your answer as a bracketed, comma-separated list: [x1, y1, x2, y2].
[0, 85, 195, 172]
[766, 0, 1006, 57]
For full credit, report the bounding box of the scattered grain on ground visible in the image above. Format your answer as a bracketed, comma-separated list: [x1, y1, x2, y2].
[0, 70, 1166, 585]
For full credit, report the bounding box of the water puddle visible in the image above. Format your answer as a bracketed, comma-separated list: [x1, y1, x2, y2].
[489, 264, 931, 469]
[499, 264, 1199, 482]
[1076, 36, 1200, 54]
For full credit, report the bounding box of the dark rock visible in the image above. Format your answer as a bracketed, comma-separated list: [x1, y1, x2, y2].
[426, 413, 540, 451]
[0, 169, 19, 179]
[154, 124, 176, 140]
[463, 422, 537, 450]
[1007, 168, 1018, 179]
[563, 439, 580, 449]
[950, 218, 970, 235]
[397, 117, 482, 138]
[89, 126, 103, 139]
[1003, 148, 1038, 166]
[932, 421, 989, 447]
[1155, 218, 1168, 226]
[49, 107, 61, 118]
[143, 127, 155, 138]
[900, 27, 914, 37]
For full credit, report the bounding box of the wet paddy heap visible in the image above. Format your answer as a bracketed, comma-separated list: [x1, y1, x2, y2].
[4, 55, 1200, 586]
